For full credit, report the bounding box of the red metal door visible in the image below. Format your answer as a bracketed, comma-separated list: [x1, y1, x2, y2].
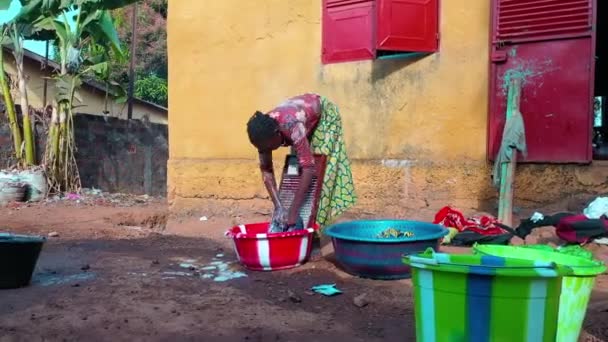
[488, 0, 596, 163]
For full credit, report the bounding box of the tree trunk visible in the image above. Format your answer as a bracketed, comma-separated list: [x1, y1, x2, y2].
[48, 105, 60, 164]
[0, 49, 23, 162]
[16, 61, 35, 165]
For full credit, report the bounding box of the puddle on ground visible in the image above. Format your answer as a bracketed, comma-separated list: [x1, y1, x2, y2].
[34, 272, 96, 287]
[167, 254, 247, 282]
[127, 272, 149, 277]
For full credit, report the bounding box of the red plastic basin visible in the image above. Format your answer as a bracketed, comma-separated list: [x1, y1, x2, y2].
[225, 222, 319, 271]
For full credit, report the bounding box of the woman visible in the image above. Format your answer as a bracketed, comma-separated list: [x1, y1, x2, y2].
[246, 93, 356, 231]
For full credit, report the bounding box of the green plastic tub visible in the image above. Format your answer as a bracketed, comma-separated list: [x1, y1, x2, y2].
[474, 244, 606, 342]
[404, 248, 572, 342]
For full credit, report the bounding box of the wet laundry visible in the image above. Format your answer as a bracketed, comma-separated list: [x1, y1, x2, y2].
[434, 206, 506, 236]
[434, 206, 510, 246]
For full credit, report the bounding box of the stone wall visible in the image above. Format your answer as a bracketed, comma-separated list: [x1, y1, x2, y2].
[0, 111, 168, 196]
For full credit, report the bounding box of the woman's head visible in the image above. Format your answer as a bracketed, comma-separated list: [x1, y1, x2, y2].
[247, 111, 283, 152]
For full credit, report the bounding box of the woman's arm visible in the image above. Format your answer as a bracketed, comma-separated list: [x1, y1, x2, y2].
[287, 166, 314, 225]
[286, 124, 316, 226]
[259, 151, 281, 208]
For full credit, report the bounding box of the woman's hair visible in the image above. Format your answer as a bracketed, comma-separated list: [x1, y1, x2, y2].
[247, 111, 279, 147]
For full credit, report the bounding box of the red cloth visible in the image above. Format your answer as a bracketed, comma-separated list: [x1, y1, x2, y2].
[555, 214, 608, 243]
[433, 206, 505, 236]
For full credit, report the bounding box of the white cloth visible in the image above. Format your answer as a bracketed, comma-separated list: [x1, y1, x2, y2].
[530, 212, 544, 223]
[584, 197, 608, 219]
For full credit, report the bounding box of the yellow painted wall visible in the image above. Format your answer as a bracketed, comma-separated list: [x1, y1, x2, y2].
[3, 54, 167, 124]
[170, 0, 488, 161]
[168, 0, 608, 217]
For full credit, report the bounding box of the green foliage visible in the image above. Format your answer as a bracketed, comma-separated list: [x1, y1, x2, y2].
[54, 73, 81, 103]
[112, 0, 167, 106]
[135, 74, 166, 107]
[3, 0, 138, 191]
[15, 0, 138, 57]
[80, 41, 127, 102]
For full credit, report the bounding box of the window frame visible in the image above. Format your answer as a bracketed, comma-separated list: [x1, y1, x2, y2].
[321, 0, 440, 65]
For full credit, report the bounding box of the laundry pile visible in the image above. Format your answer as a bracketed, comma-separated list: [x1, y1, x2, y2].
[435, 198, 608, 246]
[433, 206, 512, 246]
[516, 197, 608, 244]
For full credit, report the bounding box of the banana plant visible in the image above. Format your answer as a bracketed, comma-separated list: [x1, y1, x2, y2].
[11, 0, 137, 192]
[9, 22, 36, 166]
[83, 41, 128, 112]
[0, 1, 36, 166]
[0, 4, 18, 163]
[0, 26, 23, 164]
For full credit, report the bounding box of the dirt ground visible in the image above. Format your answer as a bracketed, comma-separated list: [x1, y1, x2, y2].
[2, 198, 608, 341]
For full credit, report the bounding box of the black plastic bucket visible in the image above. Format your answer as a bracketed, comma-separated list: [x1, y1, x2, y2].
[0, 233, 45, 289]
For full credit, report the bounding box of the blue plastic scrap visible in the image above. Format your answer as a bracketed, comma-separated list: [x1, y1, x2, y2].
[311, 284, 342, 296]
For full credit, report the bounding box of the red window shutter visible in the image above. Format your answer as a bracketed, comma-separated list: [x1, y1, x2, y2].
[376, 0, 439, 52]
[322, 0, 375, 64]
[496, 0, 593, 43]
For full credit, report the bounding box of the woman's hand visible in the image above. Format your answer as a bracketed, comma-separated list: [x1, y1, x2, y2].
[273, 206, 288, 224]
[269, 206, 288, 233]
[286, 208, 304, 231]
[287, 208, 299, 226]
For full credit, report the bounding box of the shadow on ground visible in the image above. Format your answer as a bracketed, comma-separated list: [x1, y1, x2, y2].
[0, 234, 415, 342]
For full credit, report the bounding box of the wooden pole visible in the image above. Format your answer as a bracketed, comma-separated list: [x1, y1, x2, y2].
[127, 2, 137, 120]
[497, 78, 522, 227]
[42, 40, 49, 107]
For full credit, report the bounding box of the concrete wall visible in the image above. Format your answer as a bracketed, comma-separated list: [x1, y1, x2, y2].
[0, 113, 168, 196]
[167, 0, 608, 217]
[75, 114, 168, 196]
[3, 52, 168, 125]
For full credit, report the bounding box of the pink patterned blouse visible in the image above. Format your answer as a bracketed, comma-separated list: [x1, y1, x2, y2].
[267, 93, 322, 168]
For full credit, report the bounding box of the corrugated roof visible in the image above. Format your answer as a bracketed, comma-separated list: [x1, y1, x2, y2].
[2, 47, 168, 113]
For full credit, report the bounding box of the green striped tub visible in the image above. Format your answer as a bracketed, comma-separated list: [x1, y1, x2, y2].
[403, 249, 573, 342]
[474, 244, 606, 342]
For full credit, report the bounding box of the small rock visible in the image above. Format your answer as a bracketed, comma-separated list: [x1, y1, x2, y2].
[353, 293, 369, 308]
[81, 264, 90, 271]
[48, 232, 59, 238]
[524, 235, 539, 245]
[81, 316, 88, 321]
[539, 229, 556, 239]
[287, 290, 302, 303]
[510, 236, 525, 246]
[72, 283, 80, 288]
[305, 291, 315, 296]
[151, 259, 160, 266]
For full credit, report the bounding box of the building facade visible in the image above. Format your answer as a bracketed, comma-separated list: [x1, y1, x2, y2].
[168, 0, 607, 216]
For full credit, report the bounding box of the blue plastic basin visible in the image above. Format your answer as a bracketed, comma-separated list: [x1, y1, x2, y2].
[323, 220, 448, 280]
